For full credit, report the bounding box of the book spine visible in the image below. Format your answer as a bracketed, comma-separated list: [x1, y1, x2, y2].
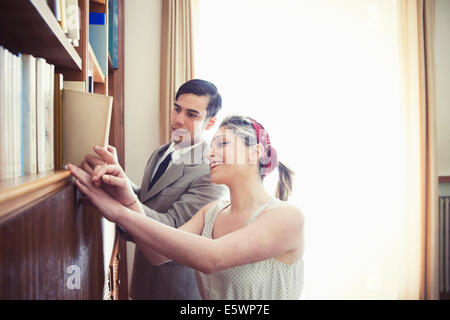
[48, 64, 55, 171]
[0, 47, 7, 180]
[36, 58, 48, 173]
[21, 54, 38, 175]
[15, 53, 23, 177]
[54, 74, 64, 169]
[66, 0, 80, 46]
[11, 52, 22, 178]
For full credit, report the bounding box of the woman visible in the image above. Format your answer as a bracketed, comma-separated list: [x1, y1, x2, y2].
[69, 115, 305, 299]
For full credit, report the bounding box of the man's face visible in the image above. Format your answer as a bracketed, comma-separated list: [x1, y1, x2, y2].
[170, 93, 214, 147]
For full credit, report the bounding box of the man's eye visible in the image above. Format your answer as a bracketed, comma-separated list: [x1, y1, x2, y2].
[188, 113, 197, 118]
[218, 141, 228, 147]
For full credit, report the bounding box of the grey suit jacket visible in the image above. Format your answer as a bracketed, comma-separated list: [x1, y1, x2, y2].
[127, 141, 227, 300]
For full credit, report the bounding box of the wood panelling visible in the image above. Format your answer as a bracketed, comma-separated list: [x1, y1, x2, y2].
[108, 0, 127, 299]
[0, 184, 104, 299]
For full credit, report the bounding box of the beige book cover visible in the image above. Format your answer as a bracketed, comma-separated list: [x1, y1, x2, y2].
[63, 80, 85, 92]
[62, 89, 113, 167]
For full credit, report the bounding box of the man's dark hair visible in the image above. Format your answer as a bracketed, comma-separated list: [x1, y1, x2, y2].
[175, 79, 222, 119]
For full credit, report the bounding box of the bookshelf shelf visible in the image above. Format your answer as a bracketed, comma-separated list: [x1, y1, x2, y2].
[439, 176, 450, 183]
[0, 170, 72, 220]
[0, 0, 82, 70]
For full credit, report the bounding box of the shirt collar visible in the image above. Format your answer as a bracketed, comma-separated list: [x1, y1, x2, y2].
[163, 140, 205, 164]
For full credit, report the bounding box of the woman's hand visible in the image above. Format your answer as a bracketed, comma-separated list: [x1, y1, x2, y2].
[90, 163, 137, 207]
[68, 163, 125, 223]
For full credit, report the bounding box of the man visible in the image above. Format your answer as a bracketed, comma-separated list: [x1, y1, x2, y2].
[82, 79, 227, 299]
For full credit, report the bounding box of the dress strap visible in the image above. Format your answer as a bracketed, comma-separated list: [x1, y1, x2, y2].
[248, 198, 280, 225]
[203, 200, 231, 238]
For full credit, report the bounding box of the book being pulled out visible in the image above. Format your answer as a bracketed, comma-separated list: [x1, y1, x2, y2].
[62, 89, 113, 167]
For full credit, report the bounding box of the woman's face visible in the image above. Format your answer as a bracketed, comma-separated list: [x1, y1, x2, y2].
[208, 126, 260, 185]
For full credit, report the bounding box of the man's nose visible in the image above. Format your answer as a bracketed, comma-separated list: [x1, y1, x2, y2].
[174, 112, 185, 125]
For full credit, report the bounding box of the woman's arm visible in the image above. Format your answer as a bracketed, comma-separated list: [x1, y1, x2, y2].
[117, 202, 304, 274]
[132, 201, 216, 266]
[69, 163, 303, 274]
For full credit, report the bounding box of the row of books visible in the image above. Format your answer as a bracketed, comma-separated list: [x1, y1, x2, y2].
[0, 46, 55, 180]
[50, 0, 119, 73]
[47, 0, 81, 47]
[0, 46, 114, 181]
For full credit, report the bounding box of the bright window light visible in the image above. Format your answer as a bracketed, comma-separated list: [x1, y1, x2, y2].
[195, 0, 406, 299]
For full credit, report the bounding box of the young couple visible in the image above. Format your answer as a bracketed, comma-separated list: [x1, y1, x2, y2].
[69, 79, 304, 300]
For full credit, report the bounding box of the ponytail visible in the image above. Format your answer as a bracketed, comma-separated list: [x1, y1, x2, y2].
[276, 161, 294, 201]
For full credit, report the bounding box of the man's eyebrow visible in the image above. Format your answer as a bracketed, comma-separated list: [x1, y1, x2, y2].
[173, 103, 201, 115]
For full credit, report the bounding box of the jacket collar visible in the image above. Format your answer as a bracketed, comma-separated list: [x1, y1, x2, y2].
[141, 140, 210, 202]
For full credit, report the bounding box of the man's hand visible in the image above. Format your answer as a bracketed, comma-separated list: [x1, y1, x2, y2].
[81, 145, 119, 175]
[90, 163, 137, 207]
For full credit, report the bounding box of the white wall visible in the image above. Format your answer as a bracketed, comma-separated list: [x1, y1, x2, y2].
[124, 0, 162, 294]
[436, 0, 450, 176]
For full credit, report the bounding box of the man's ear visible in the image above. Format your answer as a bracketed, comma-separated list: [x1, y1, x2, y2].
[205, 116, 216, 131]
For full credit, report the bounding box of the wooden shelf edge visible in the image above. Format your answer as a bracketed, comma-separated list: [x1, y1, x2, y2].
[439, 176, 450, 183]
[89, 43, 106, 83]
[0, 170, 72, 221]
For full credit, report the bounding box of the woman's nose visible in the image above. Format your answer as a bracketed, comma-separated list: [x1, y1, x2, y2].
[207, 146, 215, 160]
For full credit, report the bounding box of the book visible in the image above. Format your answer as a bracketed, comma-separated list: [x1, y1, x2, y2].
[0, 46, 10, 180]
[12, 53, 22, 178]
[62, 89, 113, 167]
[21, 54, 37, 175]
[89, 12, 108, 76]
[108, 0, 119, 69]
[0, 48, 15, 180]
[36, 58, 51, 173]
[54, 74, 64, 169]
[66, 0, 80, 47]
[48, 63, 55, 171]
[63, 80, 85, 92]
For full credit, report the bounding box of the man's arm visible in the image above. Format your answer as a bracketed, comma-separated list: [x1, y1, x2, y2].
[143, 173, 226, 227]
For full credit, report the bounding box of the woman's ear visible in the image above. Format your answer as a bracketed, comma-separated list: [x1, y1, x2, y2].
[249, 143, 265, 165]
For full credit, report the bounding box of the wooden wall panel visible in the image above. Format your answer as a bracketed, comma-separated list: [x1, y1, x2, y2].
[0, 184, 104, 299]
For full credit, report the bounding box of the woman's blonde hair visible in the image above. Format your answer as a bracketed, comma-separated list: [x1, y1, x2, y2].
[219, 114, 294, 201]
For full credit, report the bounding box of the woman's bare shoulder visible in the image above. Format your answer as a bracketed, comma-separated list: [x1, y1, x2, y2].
[260, 200, 305, 225]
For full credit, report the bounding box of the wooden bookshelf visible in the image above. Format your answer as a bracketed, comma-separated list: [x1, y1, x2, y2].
[0, 170, 72, 220]
[439, 176, 450, 183]
[0, 0, 126, 300]
[0, 0, 82, 70]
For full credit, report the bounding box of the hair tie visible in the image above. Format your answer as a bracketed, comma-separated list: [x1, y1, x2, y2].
[248, 118, 278, 177]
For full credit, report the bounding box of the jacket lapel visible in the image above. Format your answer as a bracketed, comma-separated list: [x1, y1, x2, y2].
[140, 141, 209, 203]
[145, 162, 184, 200]
[140, 143, 170, 200]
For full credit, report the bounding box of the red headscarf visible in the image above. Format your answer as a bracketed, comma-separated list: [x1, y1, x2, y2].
[248, 117, 278, 177]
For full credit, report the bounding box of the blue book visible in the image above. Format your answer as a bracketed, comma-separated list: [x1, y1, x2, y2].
[89, 12, 106, 25]
[89, 12, 108, 76]
[108, 0, 119, 69]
